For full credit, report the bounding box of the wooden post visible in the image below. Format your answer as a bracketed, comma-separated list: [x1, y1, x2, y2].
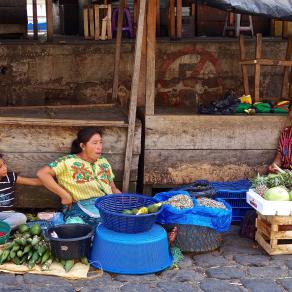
[83, 7, 89, 39]
[176, 0, 182, 39]
[107, 4, 112, 40]
[254, 33, 262, 102]
[112, 0, 125, 102]
[281, 36, 292, 99]
[169, 0, 175, 39]
[89, 6, 95, 39]
[145, 0, 156, 115]
[122, 0, 147, 192]
[239, 35, 250, 95]
[33, 0, 38, 40]
[94, 5, 100, 40]
[46, 0, 53, 42]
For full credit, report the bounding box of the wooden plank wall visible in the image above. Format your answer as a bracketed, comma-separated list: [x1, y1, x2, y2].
[0, 0, 27, 36]
[144, 115, 289, 187]
[0, 123, 141, 208]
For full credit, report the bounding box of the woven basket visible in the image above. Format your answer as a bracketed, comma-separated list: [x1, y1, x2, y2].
[165, 224, 222, 253]
[95, 194, 162, 233]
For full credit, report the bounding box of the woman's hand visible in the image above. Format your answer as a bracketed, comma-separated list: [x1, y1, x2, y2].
[268, 164, 278, 173]
[61, 193, 73, 208]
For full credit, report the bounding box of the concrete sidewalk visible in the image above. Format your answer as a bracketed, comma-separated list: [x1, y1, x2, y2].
[0, 226, 291, 292]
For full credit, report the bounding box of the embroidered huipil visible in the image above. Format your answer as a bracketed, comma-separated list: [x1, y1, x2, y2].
[48, 154, 114, 201]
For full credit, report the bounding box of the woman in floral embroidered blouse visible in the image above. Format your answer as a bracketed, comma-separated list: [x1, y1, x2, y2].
[37, 127, 121, 225]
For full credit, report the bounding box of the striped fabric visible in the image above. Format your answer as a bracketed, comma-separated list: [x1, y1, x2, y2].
[277, 126, 292, 169]
[0, 172, 17, 211]
[48, 154, 115, 202]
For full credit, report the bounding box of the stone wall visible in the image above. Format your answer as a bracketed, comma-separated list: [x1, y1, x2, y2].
[0, 39, 287, 107]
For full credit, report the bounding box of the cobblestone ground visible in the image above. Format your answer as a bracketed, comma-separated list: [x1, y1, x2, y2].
[1, 226, 292, 292]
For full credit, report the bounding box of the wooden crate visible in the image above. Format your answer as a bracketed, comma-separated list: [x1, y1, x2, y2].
[271, 20, 292, 37]
[256, 214, 292, 255]
[83, 4, 112, 40]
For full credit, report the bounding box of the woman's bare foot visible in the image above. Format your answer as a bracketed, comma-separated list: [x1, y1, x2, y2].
[168, 226, 178, 246]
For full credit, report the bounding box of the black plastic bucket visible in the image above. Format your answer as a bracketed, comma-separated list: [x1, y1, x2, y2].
[47, 224, 94, 260]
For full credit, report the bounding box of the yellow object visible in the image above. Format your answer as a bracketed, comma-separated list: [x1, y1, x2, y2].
[48, 154, 115, 201]
[240, 95, 252, 104]
[136, 207, 148, 215]
[277, 100, 289, 106]
[244, 108, 256, 115]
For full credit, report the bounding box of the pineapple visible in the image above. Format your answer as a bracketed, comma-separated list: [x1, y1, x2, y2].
[252, 173, 267, 188]
[252, 173, 268, 197]
[255, 185, 268, 197]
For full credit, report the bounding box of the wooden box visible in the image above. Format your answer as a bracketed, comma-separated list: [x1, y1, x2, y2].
[256, 214, 292, 255]
[271, 20, 292, 37]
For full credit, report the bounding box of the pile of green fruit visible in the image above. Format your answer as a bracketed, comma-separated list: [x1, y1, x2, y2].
[122, 202, 162, 215]
[0, 223, 53, 270]
[55, 257, 89, 272]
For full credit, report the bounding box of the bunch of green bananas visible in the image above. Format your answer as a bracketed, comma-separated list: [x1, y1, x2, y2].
[0, 224, 53, 271]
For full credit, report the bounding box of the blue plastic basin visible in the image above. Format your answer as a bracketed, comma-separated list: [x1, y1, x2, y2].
[90, 224, 172, 274]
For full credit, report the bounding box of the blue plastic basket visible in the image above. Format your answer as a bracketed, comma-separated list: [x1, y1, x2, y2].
[95, 194, 163, 233]
[27, 220, 53, 237]
[90, 224, 172, 274]
[212, 180, 252, 223]
[171, 180, 216, 198]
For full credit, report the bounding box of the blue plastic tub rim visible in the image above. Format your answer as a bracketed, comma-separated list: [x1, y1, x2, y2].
[95, 193, 164, 217]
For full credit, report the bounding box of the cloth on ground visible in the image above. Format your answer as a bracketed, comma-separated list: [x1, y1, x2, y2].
[0, 261, 91, 280]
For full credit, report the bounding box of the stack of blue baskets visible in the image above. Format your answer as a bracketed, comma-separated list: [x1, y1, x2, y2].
[211, 179, 252, 222]
[91, 194, 172, 274]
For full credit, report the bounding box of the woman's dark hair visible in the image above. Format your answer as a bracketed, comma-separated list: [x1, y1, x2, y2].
[289, 100, 292, 110]
[0, 154, 3, 159]
[70, 127, 103, 154]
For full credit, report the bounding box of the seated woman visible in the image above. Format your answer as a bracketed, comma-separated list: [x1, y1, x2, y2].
[269, 102, 292, 172]
[37, 127, 121, 225]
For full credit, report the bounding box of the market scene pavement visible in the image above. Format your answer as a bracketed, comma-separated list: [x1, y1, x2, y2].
[0, 225, 291, 292]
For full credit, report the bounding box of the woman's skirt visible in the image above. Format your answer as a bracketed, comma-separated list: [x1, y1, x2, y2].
[64, 198, 101, 226]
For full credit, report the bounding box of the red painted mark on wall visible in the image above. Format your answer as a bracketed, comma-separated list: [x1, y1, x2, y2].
[157, 47, 224, 107]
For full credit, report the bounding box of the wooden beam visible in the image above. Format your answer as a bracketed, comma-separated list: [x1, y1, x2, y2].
[83, 7, 89, 39]
[281, 36, 292, 99]
[169, 0, 175, 39]
[240, 59, 292, 66]
[107, 4, 112, 40]
[89, 6, 95, 39]
[254, 33, 262, 102]
[176, 0, 182, 39]
[112, 0, 125, 102]
[145, 0, 156, 116]
[45, 0, 53, 41]
[239, 35, 250, 95]
[122, 0, 147, 192]
[94, 5, 100, 40]
[32, 0, 38, 40]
